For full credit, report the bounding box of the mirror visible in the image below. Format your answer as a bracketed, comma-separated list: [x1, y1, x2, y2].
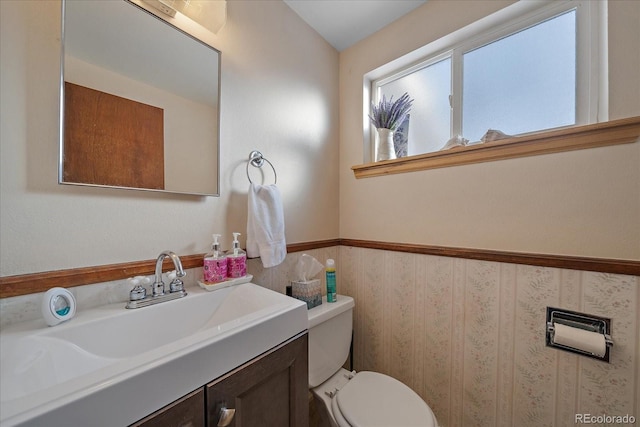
[60, 0, 220, 196]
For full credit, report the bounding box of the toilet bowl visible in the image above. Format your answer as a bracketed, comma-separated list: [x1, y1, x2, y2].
[308, 295, 438, 427]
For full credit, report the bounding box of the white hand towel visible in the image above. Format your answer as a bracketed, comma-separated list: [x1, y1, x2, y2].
[247, 183, 287, 268]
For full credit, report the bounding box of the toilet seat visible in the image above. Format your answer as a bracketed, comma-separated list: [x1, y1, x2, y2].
[332, 371, 436, 427]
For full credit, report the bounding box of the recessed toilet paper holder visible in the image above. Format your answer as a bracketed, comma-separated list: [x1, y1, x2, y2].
[546, 307, 613, 362]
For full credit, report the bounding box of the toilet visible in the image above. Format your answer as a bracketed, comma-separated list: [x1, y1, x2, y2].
[308, 294, 438, 427]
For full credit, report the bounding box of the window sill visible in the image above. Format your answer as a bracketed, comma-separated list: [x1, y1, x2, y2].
[352, 116, 640, 179]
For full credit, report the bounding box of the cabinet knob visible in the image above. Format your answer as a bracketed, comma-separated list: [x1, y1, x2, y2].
[217, 406, 236, 427]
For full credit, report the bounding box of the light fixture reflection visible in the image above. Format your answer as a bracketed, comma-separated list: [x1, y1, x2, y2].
[141, 0, 226, 34]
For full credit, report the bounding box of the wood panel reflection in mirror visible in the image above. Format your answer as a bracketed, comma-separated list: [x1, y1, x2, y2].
[60, 0, 221, 196]
[64, 82, 165, 189]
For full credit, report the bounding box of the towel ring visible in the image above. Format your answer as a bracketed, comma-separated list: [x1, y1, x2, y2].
[246, 150, 277, 184]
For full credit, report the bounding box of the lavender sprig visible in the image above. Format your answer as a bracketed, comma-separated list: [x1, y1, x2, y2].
[369, 92, 413, 131]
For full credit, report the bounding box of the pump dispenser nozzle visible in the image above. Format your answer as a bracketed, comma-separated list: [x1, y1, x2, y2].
[232, 232, 241, 255]
[212, 234, 221, 252]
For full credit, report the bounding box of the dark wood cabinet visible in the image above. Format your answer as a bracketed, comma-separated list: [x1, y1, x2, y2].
[131, 388, 205, 427]
[130, 332, 308, 427]
[206, 332, 308, 427]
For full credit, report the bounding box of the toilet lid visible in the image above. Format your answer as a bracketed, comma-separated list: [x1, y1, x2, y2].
[335, 371, 436, 427]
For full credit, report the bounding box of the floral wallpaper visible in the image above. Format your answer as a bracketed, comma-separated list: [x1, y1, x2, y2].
[336, 247, 639, 427]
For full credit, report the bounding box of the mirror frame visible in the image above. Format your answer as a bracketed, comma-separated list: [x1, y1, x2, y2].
[59, 0, 221, 197]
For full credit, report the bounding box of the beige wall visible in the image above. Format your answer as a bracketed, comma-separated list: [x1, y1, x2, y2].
[2, 1, 636, 274]
[0, 0, 339, 277]
[339, 0, 640, 260]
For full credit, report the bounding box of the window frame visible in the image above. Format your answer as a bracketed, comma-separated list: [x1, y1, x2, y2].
[363, 0, 607, 166]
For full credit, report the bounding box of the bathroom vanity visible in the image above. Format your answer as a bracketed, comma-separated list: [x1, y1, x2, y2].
[132, 332, 308, 427]
[0, 283, 308, 427]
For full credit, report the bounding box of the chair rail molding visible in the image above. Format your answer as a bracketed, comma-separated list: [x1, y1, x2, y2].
[1, 239, 638, 299]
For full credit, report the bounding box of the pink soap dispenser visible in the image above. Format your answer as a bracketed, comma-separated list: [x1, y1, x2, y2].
[227, 232, 247, 278]
[203, 234, 227, 284]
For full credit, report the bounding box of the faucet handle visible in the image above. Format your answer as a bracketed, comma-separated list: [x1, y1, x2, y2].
[128, 277, 147, 301]
[170, 279, 184, 293]
[167, 271, 185, 293]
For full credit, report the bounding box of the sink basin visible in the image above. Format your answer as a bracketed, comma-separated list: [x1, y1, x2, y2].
[0, 283, 307, 427]
[44, 282, 294, 359]
[1, 335, 116, 401]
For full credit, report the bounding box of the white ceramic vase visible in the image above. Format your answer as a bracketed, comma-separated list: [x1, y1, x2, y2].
[376, 128, 396, 161]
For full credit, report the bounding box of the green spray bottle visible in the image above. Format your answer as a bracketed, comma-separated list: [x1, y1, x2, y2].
[325, 259, 336, 302]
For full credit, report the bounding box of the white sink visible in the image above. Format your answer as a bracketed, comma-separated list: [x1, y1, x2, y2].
[0, 283, 307, 427]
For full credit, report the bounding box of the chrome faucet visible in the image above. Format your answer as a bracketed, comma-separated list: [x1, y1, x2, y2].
[126, 251, 188, 309]
[152, 250, 186, 296]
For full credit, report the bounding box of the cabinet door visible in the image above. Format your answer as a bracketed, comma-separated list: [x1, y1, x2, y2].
[131, 388, 205, 427]
[206, 332, 308, 427]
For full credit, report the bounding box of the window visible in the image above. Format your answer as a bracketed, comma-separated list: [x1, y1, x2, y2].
[461, 10, 576, 141]
[369, 0, 605, 159]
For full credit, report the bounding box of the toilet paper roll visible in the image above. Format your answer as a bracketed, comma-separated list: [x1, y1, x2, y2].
[553, 323, 606, 357]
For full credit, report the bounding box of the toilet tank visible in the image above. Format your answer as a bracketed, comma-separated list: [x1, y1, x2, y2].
[307, 295, 355, 388]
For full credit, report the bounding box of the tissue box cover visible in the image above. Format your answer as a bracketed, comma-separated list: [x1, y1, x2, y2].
[291, 279, 322, 309]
